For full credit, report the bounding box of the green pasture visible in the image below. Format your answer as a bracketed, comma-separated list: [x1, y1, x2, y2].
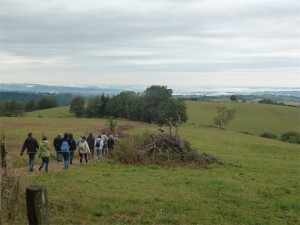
[1, 101, 300, 224]
[185, 101, 300, 136]
[25, 106, 73, 118]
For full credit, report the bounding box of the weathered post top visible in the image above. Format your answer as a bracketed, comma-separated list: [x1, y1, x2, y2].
[26, 185, 50, 225]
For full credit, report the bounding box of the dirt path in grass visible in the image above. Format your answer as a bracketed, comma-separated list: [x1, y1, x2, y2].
[14, 158, 105, 177]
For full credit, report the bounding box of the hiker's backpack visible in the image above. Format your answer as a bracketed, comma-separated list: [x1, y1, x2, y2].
[80, 142, 85, 151]
[61, 140, 69, 152]
[95, 140, 101, 148]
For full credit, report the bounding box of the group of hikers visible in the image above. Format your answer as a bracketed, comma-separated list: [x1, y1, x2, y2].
[20, 131, 117, 172]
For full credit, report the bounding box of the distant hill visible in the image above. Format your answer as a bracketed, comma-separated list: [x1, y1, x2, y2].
[0, 83, 128, 96]
[177, 94, 300, 105]
[1, 83, 300, 104]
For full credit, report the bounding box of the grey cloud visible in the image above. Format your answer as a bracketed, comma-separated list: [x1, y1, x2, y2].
[0, 0, 299, 87]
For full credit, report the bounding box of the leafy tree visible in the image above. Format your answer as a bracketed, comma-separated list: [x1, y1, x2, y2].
[163, 99, 188, 127]
[85, 94, 110, 118]
[214, 106, 236, 128]
[4, 100, 24, 117]
[141, 86, 174, 125]
[25, 99, 38, 112]
[99, 94, 110, 117]
[69, 96, 85, 117]
[38, 96, 57, 109]
[230, 95, 238, 102]
[86, 96, 103, 118]
[107, 91, 141, 119]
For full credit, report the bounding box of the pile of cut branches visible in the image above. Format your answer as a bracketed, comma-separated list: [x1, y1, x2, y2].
[114, 131, 222, 168]
[138, 133, 190, 161]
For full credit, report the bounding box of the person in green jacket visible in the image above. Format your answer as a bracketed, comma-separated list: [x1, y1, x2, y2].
[39, 135, 51, 172]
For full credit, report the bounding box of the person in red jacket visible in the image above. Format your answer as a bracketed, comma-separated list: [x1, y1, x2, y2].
[20, 132, 39, 172]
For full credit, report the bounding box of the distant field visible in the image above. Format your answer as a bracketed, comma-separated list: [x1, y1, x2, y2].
[24, 101, 300, 136]
[186, 101, 300, 136]
[1, 101, 300, 225]
[25, 106, 73, 118]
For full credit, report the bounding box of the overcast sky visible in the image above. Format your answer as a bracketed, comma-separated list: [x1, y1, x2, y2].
[0, 0, 299, 88]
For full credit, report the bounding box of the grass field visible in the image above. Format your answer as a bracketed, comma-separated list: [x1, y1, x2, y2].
[1, 101, 299, 224]
[25, 106, 74, 118]
[185, 101, 300, 136]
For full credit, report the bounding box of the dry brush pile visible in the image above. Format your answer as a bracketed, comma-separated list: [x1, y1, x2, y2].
[113, 131, 221, 168]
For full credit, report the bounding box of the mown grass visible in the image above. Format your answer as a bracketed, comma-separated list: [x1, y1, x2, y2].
[1, 101, 300, 224]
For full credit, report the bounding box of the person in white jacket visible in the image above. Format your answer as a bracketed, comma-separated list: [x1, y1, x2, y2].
[94, 135, 104, 161]
[79, 136, 90, 163]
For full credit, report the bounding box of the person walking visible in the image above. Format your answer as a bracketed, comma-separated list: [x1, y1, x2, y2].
[100, 131, 108, 156]
[76, 136, 82, 150]
[60, 132, 70, 169]
[68, 133, 77, 164]
[107, 135, 115, 155]
[53, 133, 62, 163]
[20, 132, 39, 172]
[94, 135, 103, 161]
[38, 135, 51, 172]
[87, 133, 95, 160]
[79, 136, 90, 163]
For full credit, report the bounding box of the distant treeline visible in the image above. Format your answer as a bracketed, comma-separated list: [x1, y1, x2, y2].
[0, 96, 59, 117]
[257, 99, 285, 106]
[0, 86, 188, 126]
[0, 91, 76, 117]
[70, 85, 187, 125]
[0, 91, 73, 106]
[176, 94, 300, 104]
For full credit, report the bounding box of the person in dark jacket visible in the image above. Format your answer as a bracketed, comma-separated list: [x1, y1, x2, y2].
[86, 133, 95, 160]
[20, 132, 39, 172]
[68, 133, 77, 164]
[53, 133, 62, 162]
[107, 135, 115, 155]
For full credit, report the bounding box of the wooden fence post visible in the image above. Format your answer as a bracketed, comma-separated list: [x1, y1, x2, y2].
[26, 185, 50, 225]
[1, 137, 7, 177]
[0, 135, 6, 225]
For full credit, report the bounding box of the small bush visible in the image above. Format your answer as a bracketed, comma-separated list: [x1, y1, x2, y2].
[107, 117, 117, 133]
[281, 131, 300, 144]
[260, 132, 277, 140]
